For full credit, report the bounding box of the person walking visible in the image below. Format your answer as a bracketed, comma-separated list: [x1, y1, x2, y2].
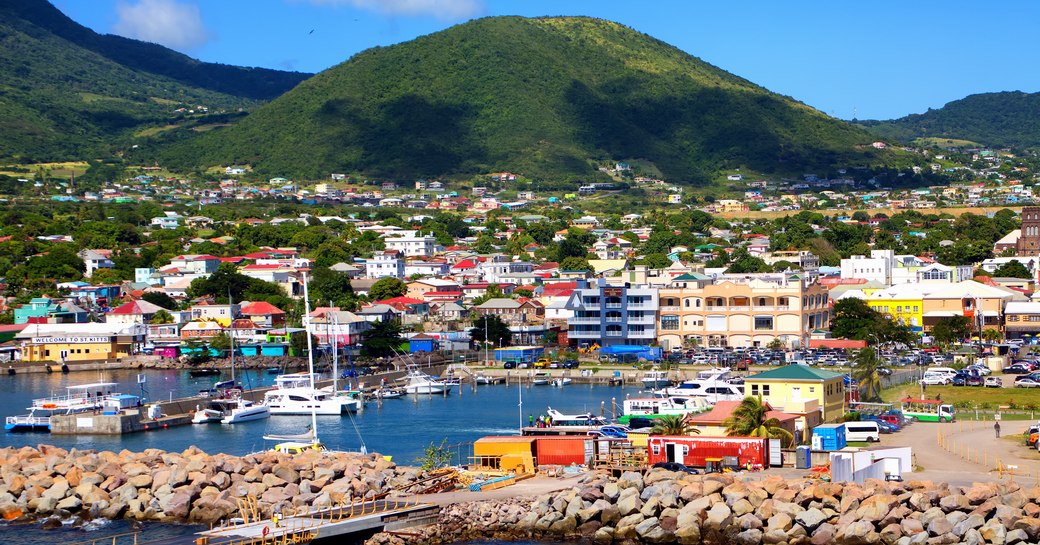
[994, 421, 1001, 438]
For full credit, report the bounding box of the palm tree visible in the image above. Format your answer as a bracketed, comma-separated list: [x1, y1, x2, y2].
[723, 396, 795, 447]
[981, 328, 1003, 343]
[852, 348, 883, 403]
[650, 414, 701, 436]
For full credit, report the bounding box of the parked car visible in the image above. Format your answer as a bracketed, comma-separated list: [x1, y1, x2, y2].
[652, 461, 700, 475]
[561, 359, 580, 369]
[920, 374, 952, 386]
[966, 364, 992, 376]
[984, 376, 1003, 388]
[1015, 377, 1040, 388]
[502, 361, 517, 369]
[877, 367, 893, 376]
[1005, 363, 1033, 374]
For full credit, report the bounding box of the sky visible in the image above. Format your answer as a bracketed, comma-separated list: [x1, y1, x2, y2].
[52, 0, 1040, 120]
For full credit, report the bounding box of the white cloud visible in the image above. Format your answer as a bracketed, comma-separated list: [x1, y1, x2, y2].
[310, 0, 484, 20]
[113, 0, 211, 50]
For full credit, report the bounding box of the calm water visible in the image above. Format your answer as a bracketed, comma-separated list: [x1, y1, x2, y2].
[2, 369, 633, 542]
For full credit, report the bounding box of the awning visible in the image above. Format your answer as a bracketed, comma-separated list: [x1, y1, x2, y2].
[922, 311, 958, 318]
[978, 310, 1000, 317]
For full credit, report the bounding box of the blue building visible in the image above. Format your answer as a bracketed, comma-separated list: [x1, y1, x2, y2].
[493, 346, 545, 365]
[564, 279, 658, 348]
[409, 334, 438, 353]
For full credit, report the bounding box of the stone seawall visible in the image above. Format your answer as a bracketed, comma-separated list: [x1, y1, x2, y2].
[0, 445, 422, 526]
[370, 470, 1040, 545]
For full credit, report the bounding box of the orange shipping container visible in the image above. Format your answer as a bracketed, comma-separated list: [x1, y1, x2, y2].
[535, 436, 591, 466]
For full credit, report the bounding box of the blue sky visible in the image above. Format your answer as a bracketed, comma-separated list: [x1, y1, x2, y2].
[52, 0, 1040, 120]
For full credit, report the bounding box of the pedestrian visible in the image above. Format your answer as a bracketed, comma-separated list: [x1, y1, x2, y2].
[529, 415, 534, 427]
[995, 421, 1001, 438]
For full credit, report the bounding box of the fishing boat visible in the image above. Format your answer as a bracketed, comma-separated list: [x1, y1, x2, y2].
[531, 372, 551, 386]
[266, 367, 282, 375]
[640, 369, 671, 389]
[545, 407, 609, 426]
[5, 382, 117, 432]
[374, 387, 405, 399]
[399, 366, 452, 395]
[617, 395, 712, 424]
[188, 368, 222, 378]
[191, 400, 231, 424]
[655, 371, 745, 402]
[552, 377, 572, 387]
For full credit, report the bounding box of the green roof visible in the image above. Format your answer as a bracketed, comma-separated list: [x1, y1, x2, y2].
[747, 365, 844, 382]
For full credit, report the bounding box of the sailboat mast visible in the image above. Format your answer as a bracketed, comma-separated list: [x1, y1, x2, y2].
[301, 271, 319, 444]
[228, 288, 235, 383]
[331, 303, 339, 394]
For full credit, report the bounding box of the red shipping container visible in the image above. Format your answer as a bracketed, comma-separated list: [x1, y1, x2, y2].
[535, 436, 591, 466]
[646, 436, 768, 469]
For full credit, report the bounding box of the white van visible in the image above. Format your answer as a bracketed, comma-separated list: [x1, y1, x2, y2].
[845, 421, 881, 442]
[925, 367, 957, 377]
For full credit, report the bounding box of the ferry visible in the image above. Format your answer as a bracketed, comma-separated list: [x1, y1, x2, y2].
[5, 382, 118, 432]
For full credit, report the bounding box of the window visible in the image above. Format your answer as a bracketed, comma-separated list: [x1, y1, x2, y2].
[661, 315, 679, 331]
[763, 385, 770, 396]
[754, 316, 773, 331]
[751, 384, 759, 395]
[651, 443, 661, 455]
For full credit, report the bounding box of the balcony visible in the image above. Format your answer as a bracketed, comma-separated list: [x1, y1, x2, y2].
[604, 303, 623, 309]
[569, 317, 603, 324]
[659, 306, 681, 312]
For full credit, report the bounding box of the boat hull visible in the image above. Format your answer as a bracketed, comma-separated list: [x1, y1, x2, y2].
[267, 401, 358, 415]
[641, 379, 672, 389]
[221, 407, 271, 424]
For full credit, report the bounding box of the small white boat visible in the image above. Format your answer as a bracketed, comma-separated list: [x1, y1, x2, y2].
[546, 406, 608, 426]
[531, 372, 551, 386]
[553, 377, 572, 387]
[641, 370, 671, 389]
[191, 400, 230, 424]
[474, 374, 503, 385]
[399, 367, 452, 395]
[220, 398, 271, 424]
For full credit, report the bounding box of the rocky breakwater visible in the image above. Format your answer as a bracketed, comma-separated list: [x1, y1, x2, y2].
[370, 469, 1040, 545]
[0, 444, 422, 527]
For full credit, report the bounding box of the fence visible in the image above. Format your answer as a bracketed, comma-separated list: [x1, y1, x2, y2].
[936, 420, 1040, 485]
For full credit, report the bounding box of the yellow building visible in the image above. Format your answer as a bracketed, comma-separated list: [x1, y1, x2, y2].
[867, 284, 928, 334]
[17, 323, 147, 363]
[744, 365, 845, 425]
[922, 280, 1019, 334]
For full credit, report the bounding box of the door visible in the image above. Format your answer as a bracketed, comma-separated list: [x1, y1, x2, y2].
[665, 443, 678, 463]
[768, 439, 782, 467]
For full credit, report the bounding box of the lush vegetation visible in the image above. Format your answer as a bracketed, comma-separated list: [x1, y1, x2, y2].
[0, 0, 308, 163]
[722, 396, 795, 447]
[830, 299, 916, 346]
[861, 91, 1040, 150]
[163, 16, 880, 181]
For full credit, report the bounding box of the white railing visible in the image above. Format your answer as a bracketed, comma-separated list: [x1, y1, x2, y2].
[659, 306, 681, 312]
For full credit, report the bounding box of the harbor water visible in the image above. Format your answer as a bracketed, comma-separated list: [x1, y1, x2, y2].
[2, 369, 639, 542]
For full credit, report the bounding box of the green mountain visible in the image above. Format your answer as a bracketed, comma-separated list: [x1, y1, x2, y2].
[861, 91, 1040, 149]
[0, 0, 310, 162]
[162, 16, 880, 182]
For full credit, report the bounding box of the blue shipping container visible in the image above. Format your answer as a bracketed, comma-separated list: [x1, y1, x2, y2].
[812, 423, 847, 451]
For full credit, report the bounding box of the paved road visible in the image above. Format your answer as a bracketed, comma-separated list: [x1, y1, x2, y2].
[883, 419, 1040, 487]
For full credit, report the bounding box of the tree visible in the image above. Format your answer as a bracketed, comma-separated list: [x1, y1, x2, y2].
[767, 338, 785, 351]
[993, 260, 1032, 279]
[559, 256, 592, 271]
[187, 263, 287, 306]
[852, 348, 883, 403]
[142, 291, 178, 311]
[471, 284, 505, 306]
[932, 316, 972, 347]
[150, 310, 174, 324]
[470, 315, 512, 347]
[723, 396, 796, 447]
[981, 328, 1003, 343]
[641, 253, 672, 269]
[208, 332, 232, 352]
[310, 267, 359, 310]
[368, 277, 406, 301]
[726, 249, 770, 274]
[416, 439, 453, 470]
[362, 319, 403, 357]
[831, 298, 914, 345]
[650, 414, 700, 436]
[22, 245, 85, 281]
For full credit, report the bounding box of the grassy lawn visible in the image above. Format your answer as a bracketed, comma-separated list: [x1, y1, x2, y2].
[882, 383, 1040, 410]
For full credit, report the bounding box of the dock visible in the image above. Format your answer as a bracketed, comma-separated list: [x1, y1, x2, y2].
[137, 498, 438, 545]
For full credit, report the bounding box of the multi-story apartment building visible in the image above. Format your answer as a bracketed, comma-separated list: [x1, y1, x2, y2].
[365, 251, 405, 279]
[656, 274, 829, 350]
[565, 280, 658, 348]
[384, 231, 437, 257]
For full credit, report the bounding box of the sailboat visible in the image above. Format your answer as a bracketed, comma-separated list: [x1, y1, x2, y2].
[264, 271, 366, 454]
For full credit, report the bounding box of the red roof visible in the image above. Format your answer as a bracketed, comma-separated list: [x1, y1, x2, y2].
[686, 400, 798, 424]
[109, 300, 168, 315]
[174, 255, 219, 261]
[424, 291, 463, 297]
[241, 264, 283, 270]
[239, 301, 286, 315]
[452, 259, 477, 269]
[808, 339, 867, 349]
[219, 257, 245, 263]
[374, 297, 426, 306]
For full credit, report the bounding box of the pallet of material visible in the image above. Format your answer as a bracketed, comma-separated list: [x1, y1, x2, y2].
[469, 475, 516, 492]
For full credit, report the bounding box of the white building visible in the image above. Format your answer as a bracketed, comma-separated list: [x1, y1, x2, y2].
[365, 252, 405, 279]
[384, 231, 437, 257]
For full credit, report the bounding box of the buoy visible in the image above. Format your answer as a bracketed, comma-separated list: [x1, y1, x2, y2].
[162, 424, 168, 429]
[7, 367, 14, 376]
[61, 364, 69, 373]
[262, 526, 270, 537]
